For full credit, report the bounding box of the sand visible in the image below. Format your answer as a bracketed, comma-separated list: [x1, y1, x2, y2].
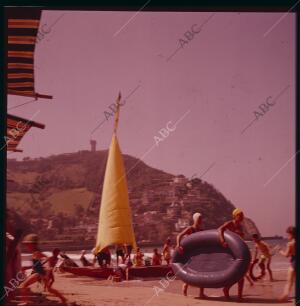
[7, 270, 295, 306]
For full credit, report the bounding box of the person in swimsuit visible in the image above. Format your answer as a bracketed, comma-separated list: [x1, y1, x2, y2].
[96, 247, 111, 267]
[176, 212, 206, 298]
[46, 248, 61, 289]
[163, 238, 172, 265]
[124, 244, 133, 266]
[252, 234, 273, 281]
[133, 247, 144, 266]
[19, 234, 67, 305]
[151, 248, 162, 266]
[116, 244, 125, 266]
[219, 208, 246, 301]
[278, 226, 296, 302]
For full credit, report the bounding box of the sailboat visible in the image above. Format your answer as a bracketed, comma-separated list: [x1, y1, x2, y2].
[94, 92, 137, 253]
[63, 93, 173, 279]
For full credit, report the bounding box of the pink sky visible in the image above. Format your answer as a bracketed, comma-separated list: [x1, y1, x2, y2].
[8, 11, 295, 236]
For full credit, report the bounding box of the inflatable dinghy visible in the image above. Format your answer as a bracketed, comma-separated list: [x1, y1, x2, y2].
[172, 229, 251, 288]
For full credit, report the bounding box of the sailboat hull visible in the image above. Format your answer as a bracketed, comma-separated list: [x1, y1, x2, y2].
[62, 265, 174, 280]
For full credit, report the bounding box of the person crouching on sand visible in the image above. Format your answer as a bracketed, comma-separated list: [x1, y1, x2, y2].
[19, 234, 67, 305]
[252, 234, 273, 281]
[163, 238, 172, 265]
[278, 226, 296, 302]
[176, 212, 206, 299]
[219, 208, 246, 301]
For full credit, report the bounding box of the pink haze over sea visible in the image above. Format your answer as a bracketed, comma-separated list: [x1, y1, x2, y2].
[7, 11, 295, 237]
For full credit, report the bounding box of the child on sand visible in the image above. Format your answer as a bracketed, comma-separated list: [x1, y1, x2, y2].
[176, 212, 206, 298]
[162, 238, 172, 265]
[278, 226, 295, 302]
[252, 234, 273, 281]
[151, 248, 162, 265]
[133, 247, 144, 267]
[219, 208, 246, 301]
[19, 234, 67, 305]
[45, 248, 61, 289]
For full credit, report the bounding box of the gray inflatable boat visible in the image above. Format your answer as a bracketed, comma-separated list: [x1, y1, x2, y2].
[172, 229, 251, 288]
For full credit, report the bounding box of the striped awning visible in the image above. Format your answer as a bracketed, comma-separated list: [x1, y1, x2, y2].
[7, 114, 45, 152]
[6, 8, 52, 99]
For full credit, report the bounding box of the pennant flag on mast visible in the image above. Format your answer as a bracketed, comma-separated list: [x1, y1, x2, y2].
[95, 92, 137, 253]
[113, 91, 121, 134]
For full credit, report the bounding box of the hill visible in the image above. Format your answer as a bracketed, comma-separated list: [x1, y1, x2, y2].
[7, 150, 260, 248]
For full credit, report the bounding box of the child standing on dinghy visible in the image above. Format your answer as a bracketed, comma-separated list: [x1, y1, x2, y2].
[176, 212, 206, 298]
[219, 208, 246, 301]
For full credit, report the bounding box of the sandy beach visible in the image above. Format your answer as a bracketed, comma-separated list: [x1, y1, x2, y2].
[7, 269, 294, 306]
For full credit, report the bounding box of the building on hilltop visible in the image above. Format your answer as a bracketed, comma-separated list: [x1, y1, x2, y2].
[90, 140, 97, 152]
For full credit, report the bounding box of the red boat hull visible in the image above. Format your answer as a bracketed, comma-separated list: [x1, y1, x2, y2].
[62, 265, 174, 280]
[62, 266, 114, 279]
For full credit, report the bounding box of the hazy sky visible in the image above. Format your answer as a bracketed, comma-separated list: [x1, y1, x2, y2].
[8, 11, 295, 236]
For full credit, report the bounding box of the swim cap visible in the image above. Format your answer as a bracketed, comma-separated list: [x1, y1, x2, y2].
[232, 208, 243, 218]
[193, 212, 202, 223]
[23, 233, 39, 244]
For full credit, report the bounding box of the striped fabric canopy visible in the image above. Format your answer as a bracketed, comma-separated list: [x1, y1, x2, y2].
[6, 8, 52, 99]
[6, 114, 45, 152]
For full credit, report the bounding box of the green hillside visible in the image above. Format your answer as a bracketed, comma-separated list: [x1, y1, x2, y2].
[7, 150, 260, 245]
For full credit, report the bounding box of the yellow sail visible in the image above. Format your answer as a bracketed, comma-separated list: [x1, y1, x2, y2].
[95, 94, 136, 253]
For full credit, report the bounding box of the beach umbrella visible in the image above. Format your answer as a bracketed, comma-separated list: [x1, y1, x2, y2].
[95, 93, 137, 253]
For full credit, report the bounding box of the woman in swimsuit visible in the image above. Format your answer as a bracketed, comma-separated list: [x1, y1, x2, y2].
[278, 226, 296, 302]
[176, 212, 206, 298]
[219, 208, 247, 301]
[19, 234, 67, 305]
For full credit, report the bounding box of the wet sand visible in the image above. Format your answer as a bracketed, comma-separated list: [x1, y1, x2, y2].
[7, 270, 295, 306]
